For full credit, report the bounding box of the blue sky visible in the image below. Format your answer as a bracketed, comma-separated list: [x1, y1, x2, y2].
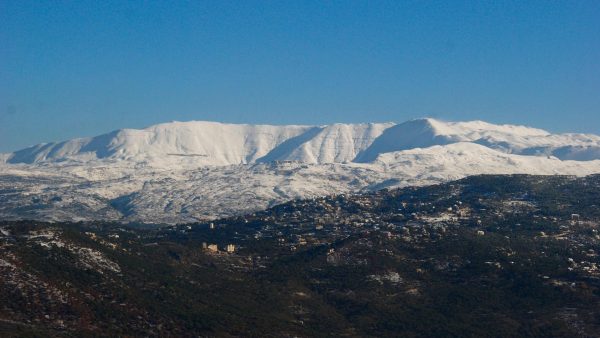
[1, 1, 599, 152]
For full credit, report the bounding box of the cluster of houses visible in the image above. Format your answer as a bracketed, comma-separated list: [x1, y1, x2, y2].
[221, 192, 479, 253]
[186, 185, 595, 269]
[202, 242, 236, 254]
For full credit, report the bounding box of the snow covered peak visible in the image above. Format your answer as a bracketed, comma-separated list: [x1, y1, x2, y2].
[6, 121, 314, 166]
[257, 122, 394, 163]
[357, 118, 599, 162]
[353, 118, 467, 162]
[3, 118, 600, 166]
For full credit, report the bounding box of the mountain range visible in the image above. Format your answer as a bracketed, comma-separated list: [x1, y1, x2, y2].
[1, 118, 600, 223]
[4, 118, 600, 166]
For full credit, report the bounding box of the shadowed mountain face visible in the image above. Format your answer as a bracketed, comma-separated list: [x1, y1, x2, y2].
[4, 118, 600, 166]
[354, 119, 463, 162]
[256, 126, 325, 163]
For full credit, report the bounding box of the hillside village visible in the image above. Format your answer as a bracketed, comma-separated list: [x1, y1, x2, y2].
[169, 175, 600, 278]
[1, 174, 600, 336]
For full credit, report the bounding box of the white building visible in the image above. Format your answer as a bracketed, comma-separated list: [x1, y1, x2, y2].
[226, 244, 236, 253]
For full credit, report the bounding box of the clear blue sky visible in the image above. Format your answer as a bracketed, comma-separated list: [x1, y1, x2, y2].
[1, 1, 599, 152]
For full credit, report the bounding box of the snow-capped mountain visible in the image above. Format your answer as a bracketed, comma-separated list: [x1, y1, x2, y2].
[1, 118, 599, 223]
[6, 121, 314, 166]
[357, 118, 600, 162]
[3, 121, 398, 166]
[5, 118, 600, 166]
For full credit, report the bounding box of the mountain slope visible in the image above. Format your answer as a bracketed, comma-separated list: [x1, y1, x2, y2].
[7, 122, 315, 166]
[258, 122, 394, 163]
[354, 118, 465, 162]
[1, 145, 599, 223]
[356, 118, 600, 162]
[1, 118, 600, 223]
[5, 118, 600, 166]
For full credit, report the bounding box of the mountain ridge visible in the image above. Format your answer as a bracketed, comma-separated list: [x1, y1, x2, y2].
[4, 118, 600, 166]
